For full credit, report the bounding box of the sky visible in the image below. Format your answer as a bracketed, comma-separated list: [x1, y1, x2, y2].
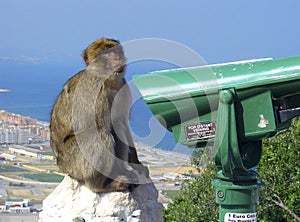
[1, 0, 300, 66]
[0, 0, 300, 152]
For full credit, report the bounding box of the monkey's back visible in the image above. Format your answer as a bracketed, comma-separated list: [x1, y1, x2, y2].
[50, 69, 115, 176]
[50, 70, 84, 176]
[50, 70, 83, 152]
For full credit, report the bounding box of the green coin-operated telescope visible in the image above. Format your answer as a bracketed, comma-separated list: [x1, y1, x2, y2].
[133, 55, 300, 222]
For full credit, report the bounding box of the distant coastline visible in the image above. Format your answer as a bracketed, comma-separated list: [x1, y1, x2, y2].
[0, 62, 192, 153]
[0, 109, 50, 144]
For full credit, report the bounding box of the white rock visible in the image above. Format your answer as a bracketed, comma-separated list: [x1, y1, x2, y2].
[38, 175, 163, 222]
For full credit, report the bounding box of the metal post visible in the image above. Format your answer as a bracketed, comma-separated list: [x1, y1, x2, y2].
[213, 89, 261, 222]
[213, 174, 260, 221]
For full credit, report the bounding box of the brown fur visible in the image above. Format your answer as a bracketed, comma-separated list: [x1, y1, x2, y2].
[82, 38, 121, 65]
[50, 38, 149, 193]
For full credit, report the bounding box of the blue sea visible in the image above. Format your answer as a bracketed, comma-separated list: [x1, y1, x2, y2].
[0, 61, 193, 154]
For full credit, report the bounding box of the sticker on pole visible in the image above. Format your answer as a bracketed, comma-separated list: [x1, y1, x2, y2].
[224, 213, 257, 222]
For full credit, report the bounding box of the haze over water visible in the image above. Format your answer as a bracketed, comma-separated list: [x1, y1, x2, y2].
[0, 61, 192, 153]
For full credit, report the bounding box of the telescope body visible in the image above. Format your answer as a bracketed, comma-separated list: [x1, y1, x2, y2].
[133, 55, 300, 221]
[133, 55, 300, 147]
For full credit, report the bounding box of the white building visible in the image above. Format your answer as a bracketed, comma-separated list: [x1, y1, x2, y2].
[0, 153, 16, 161]
[9, 206, 30, 214]
[0, 129, 6, 144]
[0, 204, 6, 212]
[5, 199, 28, 207]
[6, 128, 18, 144]
[0, 127, 29, 144]
[3, 199, 31, 214]
[17, 128, 30, 144]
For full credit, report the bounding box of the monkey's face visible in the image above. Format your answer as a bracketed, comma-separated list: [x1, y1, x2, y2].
[87, 45, 127, 78]
[103, 51, 126, 74]
[93, 44, 126, 75]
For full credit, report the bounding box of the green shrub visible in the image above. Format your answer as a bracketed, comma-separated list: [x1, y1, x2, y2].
[164, 118, 300, 222]
[164, 162, 218, 222]
[257, 117, 300, 222]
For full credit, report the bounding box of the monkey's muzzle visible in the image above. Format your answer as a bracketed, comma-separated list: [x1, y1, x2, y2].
[115, 65, 125, 74]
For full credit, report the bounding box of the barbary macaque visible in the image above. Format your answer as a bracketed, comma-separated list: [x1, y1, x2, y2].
[50, 38, 149, 193]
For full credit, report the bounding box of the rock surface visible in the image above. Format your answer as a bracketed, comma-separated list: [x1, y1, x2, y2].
[38, 175, 163, 222]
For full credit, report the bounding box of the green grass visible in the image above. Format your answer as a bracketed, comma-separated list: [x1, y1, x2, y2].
[0, 165, 30, 173]
[42, 152, 54, 156]
[20, 173, 64, 183]
[163, 190, 180, 200]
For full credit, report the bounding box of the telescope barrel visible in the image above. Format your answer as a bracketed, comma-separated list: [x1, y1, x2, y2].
[133, 55, 300, 130]
[133, 55, 300, 221]
[134, 55, 300, 101]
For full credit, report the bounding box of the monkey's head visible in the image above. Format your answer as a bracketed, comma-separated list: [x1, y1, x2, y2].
[83, 38, 126, 76]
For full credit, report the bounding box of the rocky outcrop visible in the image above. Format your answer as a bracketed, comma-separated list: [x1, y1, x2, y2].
[38, 175, 163, 222]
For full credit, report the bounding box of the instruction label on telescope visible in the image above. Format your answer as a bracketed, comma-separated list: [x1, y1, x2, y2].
[185, 121, 216, 141]
[224, 213, 257, 222]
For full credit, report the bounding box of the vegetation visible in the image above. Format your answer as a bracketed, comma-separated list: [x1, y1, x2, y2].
[164, 118, 300, 222]
[164, 148, 218, 222]
[0, 165, 29, 172]
[20, 173, 64, 183]
[42, 152, 54, 156]
[190, 145, 214, 168]
[162, 190, 180, 200]
[257, 117, 300, 221]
